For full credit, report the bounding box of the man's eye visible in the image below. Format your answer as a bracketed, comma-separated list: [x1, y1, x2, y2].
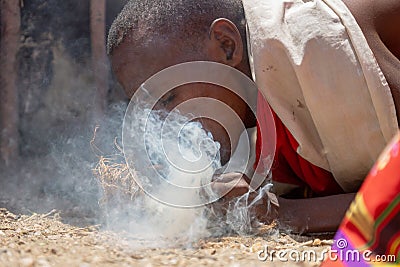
[161, 93, 176, 105]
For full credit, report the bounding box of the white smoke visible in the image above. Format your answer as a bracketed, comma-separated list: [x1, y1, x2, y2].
[104, 102, 222, 245]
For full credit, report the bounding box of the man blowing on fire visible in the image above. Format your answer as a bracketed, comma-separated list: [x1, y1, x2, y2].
[107, 0, 400, 233]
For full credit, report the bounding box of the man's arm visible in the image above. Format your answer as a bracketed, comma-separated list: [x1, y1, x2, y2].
[211, 173, 355, 233]
[278, 193, 355, 233]
[343, 0, 400, 122]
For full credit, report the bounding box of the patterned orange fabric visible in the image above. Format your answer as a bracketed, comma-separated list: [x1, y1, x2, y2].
[322, 133, 400, 266]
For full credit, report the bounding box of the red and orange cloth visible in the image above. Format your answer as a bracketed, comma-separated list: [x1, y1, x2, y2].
[322, 133, 400, 266]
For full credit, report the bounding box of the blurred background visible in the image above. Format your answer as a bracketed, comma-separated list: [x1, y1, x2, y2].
[0, 0, 130, 225]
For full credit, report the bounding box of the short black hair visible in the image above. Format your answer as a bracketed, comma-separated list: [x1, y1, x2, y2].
[107, 0, 246, 55]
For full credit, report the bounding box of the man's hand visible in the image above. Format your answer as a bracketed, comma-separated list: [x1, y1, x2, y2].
[210, 172, 278, 224]
[209, 172, 356, 234]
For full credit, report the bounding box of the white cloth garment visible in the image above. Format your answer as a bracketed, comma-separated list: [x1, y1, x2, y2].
[242, 0, 398, 192]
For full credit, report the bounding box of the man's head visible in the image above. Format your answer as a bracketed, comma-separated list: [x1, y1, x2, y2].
[108, 0, 254, 164]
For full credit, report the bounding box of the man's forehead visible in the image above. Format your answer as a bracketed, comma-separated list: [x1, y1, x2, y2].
[111, 37, 203, 96]
[111, 38, 160, 69]
[111, 41, 173, 94]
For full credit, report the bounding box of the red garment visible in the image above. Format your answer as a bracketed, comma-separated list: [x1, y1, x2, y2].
[255, 92, 343, 197]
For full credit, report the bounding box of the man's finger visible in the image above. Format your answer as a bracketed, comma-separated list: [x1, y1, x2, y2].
[212, 172, 243, 183]
[211, 179, 250, 199]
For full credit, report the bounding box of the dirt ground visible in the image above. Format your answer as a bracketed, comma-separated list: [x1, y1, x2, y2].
[0, 208, 333, 267]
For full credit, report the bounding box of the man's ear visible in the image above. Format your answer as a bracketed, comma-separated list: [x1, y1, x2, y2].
[207, 18, 244, 67]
